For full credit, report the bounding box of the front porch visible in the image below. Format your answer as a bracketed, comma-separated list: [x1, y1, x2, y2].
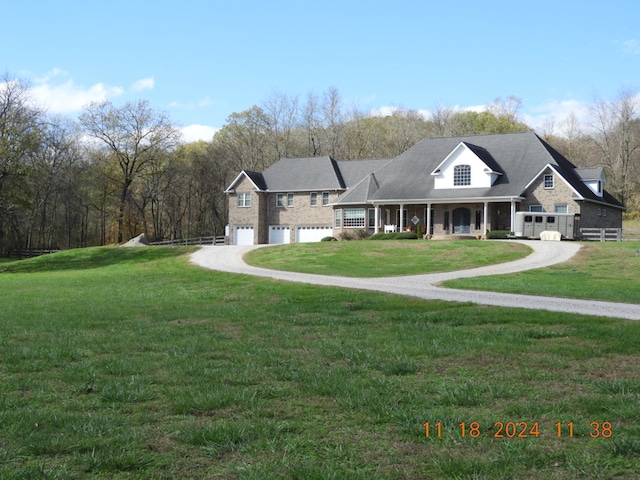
[371, 200, 520, 238]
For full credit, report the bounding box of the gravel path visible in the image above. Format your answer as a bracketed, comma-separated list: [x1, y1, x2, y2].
[190, 241, 640, 321]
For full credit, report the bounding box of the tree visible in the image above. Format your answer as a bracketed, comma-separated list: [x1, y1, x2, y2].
[587, 89, 640, 207]
[0, 73, 44, 253]
[213, 106, 273, 172]
[79, 100, 181, 243]
[24, 117, 82, 249]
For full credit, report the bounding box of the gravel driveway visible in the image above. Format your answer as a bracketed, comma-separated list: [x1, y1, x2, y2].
[190, 241, 640, 321]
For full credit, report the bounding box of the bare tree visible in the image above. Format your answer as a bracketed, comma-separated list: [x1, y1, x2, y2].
[0, 73, 44, 252]
[429, 103, 454, 137]
[587, 89, 640, 206]
[262, 90, 299, 159]
[79, 100, 181, 243]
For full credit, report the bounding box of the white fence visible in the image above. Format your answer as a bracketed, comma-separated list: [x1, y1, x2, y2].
[579, 228, 640, 241]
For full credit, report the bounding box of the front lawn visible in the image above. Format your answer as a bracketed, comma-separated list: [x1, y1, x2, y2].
[0, 247, 638, 479]
[245, 239, 530, 277]
[445, 241, 640, 304]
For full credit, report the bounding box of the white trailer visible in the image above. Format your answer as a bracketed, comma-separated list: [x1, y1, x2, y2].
[514, 212, 577, 239]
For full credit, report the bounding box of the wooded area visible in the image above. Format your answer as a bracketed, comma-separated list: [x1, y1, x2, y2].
[1, 73, 638, 255]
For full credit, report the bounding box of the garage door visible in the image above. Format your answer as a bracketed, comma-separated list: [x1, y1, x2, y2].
[295, 226, 334, 243]
[269, 226, 290, 244]
[234, 226, 254, 245]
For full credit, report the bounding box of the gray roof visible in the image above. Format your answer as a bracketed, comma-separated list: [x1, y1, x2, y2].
[333, 131, 623, 207]
[255, 156, 390, 192]
[576, 167, 605, 181]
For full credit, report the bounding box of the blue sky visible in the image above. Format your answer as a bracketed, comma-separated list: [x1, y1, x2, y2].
[3, 0, 639, 142]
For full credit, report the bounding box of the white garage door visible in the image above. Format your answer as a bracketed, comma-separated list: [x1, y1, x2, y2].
[234, 226, 254, 245]
[269, 226, 290, 244]
[296, 226, 334, 243]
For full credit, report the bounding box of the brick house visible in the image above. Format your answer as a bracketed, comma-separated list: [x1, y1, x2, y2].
[224, 132, 624, 244]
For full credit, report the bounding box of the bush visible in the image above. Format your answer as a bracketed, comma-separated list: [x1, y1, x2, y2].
[368, 232, 417, 240]
[338, 229, 369, 241]
[321, 236, 338, 242]
[486, 230, 510, 239]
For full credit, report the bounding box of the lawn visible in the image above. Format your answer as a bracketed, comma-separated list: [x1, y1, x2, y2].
[444, 241, 640, 304]
[245, 240, 530, 277]
[0, 246, 639, 479]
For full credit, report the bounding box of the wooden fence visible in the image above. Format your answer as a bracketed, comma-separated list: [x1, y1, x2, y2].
[579, 228, 640, 241]
[9, 249, 61, 258]
[149, 236, 228, 246]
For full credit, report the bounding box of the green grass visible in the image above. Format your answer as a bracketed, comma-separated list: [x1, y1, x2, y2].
[0, 246, 639, 479]
[245, 239, 530, 276]
[445, 241, 640, 303]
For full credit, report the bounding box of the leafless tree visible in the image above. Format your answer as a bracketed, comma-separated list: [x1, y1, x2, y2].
[587, 88, 640, 206]
[79, 100, 181, 242]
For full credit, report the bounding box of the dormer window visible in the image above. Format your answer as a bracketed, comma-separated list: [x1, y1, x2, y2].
[453, 165, 471, 186]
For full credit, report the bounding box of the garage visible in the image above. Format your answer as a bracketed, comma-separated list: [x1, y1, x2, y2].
[295, 226, 334, 243]
[233, 226, 254, 245]
[269, 226, 291, 244]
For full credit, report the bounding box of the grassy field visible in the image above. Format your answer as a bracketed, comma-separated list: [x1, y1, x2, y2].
[0, 246, 639, 479]
[245, 240, 530, 277]
[444, 241, 640, 304]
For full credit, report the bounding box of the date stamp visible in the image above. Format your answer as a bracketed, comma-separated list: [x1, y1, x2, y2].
[423, 421, 613, 439]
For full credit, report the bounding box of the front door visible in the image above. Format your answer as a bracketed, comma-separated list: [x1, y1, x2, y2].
[453, 208, 471, 234]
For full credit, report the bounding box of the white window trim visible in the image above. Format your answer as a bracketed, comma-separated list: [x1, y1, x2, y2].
[554, 204, 568, 214]
[544, 174, 554, 189]
[343, 208, 366, 228]
[237, 192, 251, 207]
[310, 192, 318, 207]
[453, 164, 472, 186]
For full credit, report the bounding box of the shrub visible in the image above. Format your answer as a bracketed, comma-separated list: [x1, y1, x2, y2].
[338, 229, 369, 241]
[368, 232, 417, 240]
[486, 230, 510, 239]
[321, 236, 338, 242]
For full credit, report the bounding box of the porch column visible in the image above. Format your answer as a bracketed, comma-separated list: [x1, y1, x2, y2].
[426, 203, 432, 236]
[399, 204, 405, 231]
[374, 204, 380, 234]
[483, 201, 489, 237]
[510, 198, 517, 233]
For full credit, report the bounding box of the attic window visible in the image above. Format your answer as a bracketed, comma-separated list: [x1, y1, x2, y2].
[544, 174, 554, 189]
[453, 165, 471, 186]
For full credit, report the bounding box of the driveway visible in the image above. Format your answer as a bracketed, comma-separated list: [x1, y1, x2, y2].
[190, 241, 640, 321]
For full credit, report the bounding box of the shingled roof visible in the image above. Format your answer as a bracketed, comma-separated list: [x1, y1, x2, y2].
[332, 131, 624, 208]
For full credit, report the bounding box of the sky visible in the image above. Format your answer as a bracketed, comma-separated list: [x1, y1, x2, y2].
[3, 0, 640, 143]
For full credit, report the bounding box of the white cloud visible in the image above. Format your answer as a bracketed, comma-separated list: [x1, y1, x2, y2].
[28, 70, 124, 114]
[523, 99, 591, 134]
[622, 39, 640, 56]
[181, 124, 218, 143]
[131, 77, 154, 92]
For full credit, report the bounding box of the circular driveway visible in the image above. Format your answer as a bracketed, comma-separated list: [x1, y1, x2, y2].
[190, 241, 640, 321]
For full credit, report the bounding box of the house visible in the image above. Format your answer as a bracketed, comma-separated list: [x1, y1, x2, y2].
[224, 131, 624, 244]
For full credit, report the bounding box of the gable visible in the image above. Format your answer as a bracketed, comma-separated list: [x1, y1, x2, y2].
[431, 142, 502, 189]
[224, 170, 265, 193]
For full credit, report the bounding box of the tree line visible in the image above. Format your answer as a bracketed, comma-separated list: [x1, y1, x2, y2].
[1, 74, 638, 255]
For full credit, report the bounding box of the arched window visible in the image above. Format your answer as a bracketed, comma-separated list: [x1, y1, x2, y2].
[453, 165, 471, 186]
